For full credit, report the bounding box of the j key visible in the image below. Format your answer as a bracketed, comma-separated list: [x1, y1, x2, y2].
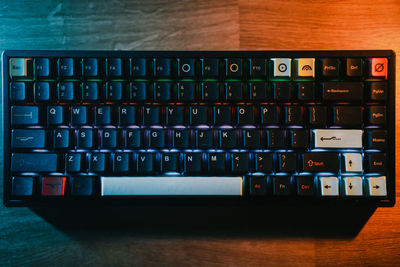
[166, 106, 184, 125]
[171, 130, 189, 148]
[214, 106, 231, 125]
[179, 58, 195, 77]
[10, 82, 26, 102]
[346, 58, 363, 77]
[251, 82, 270, 101]
[184, 153, 202, 174]
[231, 153, 249, 173]
[11, 177, 34, 196]
[178, 82, 195, 101]
[11, 106, 39, 125]
[203, 58, 219, 77]
[309, 106, 327, 126]
[297, 176, 315, 196]
[41, 177, 66, 196]
[113, 153, 129, 173]
[143, 106, 160, 125]
[65, 153, 82, 172]
[154, 82, 171, 101]
[219, 130, 236, 149]
[237, 106, 254, 125]
[130, 82, 147, 101]
[11, 153, 58, 172]
[367, 130, 387, 149]
[290, 129, 309, 149]
[95, 106, 111, 125]
[119, 106, 135, 125]
[106, 82, 123, 101]
[333, 106, 363, 126]
[190, 106, 208, 125]
[12, 129, 45, 148]
[202, 82, 219, 101]
[47, 106, 63, 125]
[82, 58, 99, 77]
[226, 82, 243, 101]
[208, 153, 226, 174]
[285, 106, 303, 125]
[155, 58, 171, 77]
[101, 129, 117, 148]
[125, 129, 141, 148]
[34, 82, 51, 102]
[323, 82, 363, 101]
[71, 106, 87, 125]
[131, 58, 147, 77]
[278, 153, 297, 172]
[255, 153, 274, 173]
[58, 58, 75, 77]
[368, 106, 386, 125]
[226, 58, 242, 77]
[321, 58, 339, 77]
[137, 153, 155, 174]
[82, 82, 99, 101]
[261, 106, 279, 125]
[302, 153, 339, 172]
[249, 176, 267, 196]
[106, 58, 123, 77]
[297, 82, 315, 101]
[369, 82, 387, 101]
[53, 129, 70, 149]
[148, 130, 165, 148]
[250, 58, 267, 77]
[366, 153, 386, 172]
[243, 129, 261, 149]
[58, 82, 75, 101]
[196, 130, 212, 148]
[266, 129, 285, 148]
[273, 176, 292, 196]
[273, 82, 292, 101]
[161, 153, 179, 172]
[70, 177, 93, 196]
[34, 58, 50, 77]
[77, 128, 93, 148]
[89, 153, 106, 172]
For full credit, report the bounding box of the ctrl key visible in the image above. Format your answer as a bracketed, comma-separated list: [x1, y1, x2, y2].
[41, 177, 66, 196]
[12, 177, 34, 196]
[70, 177, 94, 196]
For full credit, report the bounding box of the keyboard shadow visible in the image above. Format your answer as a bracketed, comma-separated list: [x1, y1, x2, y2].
[31, 204, 376, 239]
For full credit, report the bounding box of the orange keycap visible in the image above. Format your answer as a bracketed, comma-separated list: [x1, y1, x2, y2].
[370, 58, 388, 79]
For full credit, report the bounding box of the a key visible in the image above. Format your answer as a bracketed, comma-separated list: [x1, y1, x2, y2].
[342, 176, 363, 196]
[255, 153, 274, 173]
[82, 58, 99, 77]
[323, 82, 363, 101]
[367, 130, 387, 149]
[296, 176, 315, 196]
[154, 82, 171, 101]
[342, 153, 363, 172]
[266, 129, 285, 148]
[250, 58, 267, 77]
[166, 106, 184, 126]
[369, 82, 387, 101]
[82, 82, 99, 101]
[261, 106, 279, 125]
[346, 58, 363, 77]
[58, 82, 75, 101]
[273, 82, 292, 101]
[237, 106, 254, 125]
[219, 130, 237, 149]
[47, 106, 63, 125]
[226, 58, 242, 77]
[106, 58, 123, 77]
[295, 58, 315, 78]
[106, 82, 123, 101]
[131, 58, 147, 77]
[196, 130, 212, 148]
[243, 129, 261, 149]
[12, 129, 45, 148]
[333, 106, 362, 126]
[148, 130, 165, 148]
[113, 153, 129, 173]
[308, 106, 327, 126]
[203, 58, 219, 77]
[208, 153, 226, 174]
[226, 82, 243, 101]
[184, 153, 202, 174]
[366, 153, 386, 172]
[34, 82, 51, 102]
[65, 153, 82, 172]
[297, 82, 315, 101]
[41, 177, 66, 196]
[119, 106, 135, 126]
[143, 106, 160, 125]
[249, 176, 267, 196]
[11, 177, 34, 196]
[313, 129, 363, 148]
[190, 106, 208, 125]
[319, 176, 339, 196]
[130, 82, 147, 101]
[368, 58, 388, 79]
[250, 82, 270, 101]
[285, 106, 303, 125]
[70, 177, 93, 196]
[290, 129, 309, 149]
[95, 106, 111, 125]
[137, 153, 155, 174]
[89, 153, 106, 172]
[368, 106, 386, 125]
[78, 129, 93, 148]
[101, 129, 117, 148]
[34, 58, 50, 77]
[53, 129, 70, 149]
[231, 153, 249, 174]
[273, 176, 292, 196]
[9, 58, 32, 78]
[321, 58, 339, 77]
[278, 153, 297, 172]
[11, 153, 58, 172]
[179, 58, 195, 77]
[11, 106, 39, 125]
[71, 106, 87, 125]
[202, 82, 219, 101]
[272, 58, 291, 78]
[125, 129, 141, 148]
[302, 153, 339, 172]
[178, 82, 195, 101]
[161, 153, 179, 173]
[155, 58, 171, 77]
[214, 106, 231, 125]
[58, 58, 75, 77]
[171, 130, 189, 148]
[366, 176, 387, 196]
[10, 82, 27, 102]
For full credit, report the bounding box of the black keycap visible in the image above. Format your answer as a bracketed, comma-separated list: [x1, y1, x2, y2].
[10, 82, 26, 102]
[219, 130, 236, 149]
[273, 82, 292, 101]
[89, 153, 106, 172]
[203, 58, 219, 77]
[243, 130, 261, 149]
[255, 153, 274, 173]
[34, 82, 51, 101]
[226, 58, 242, 77]
[66, 153, 82, 172]
[202, 82, 219, 101]
[119, 106, 135, 125]
[297, 82, 315, 101]
[131, 58, 147, 77]
[161, 153, 179, 172]
[47, 106, 63, 125]
[101, 129, 117, 148]
[368, 106, 386, 125]
[71, 106, 87, 125]
[70, 177, 93, 196]
[250, 82, 270, 101]
[11, 106, 39, 125]
[143, 106, 160, 125]
[11, 153, 58, 172]
[333, 106, 363, 126]
[273, 176, 292, 196]
[82, 58, 98, 77]
[231, 153, 249, 173]
[309, 106, 327, 126]
[285, 106, 303, 125]
[53, 129, 70, 149]
[130, 82, 147, 101]
[154, 82, 171, 101]
[367, 130, 387, 149]
[184, 153, 202, 174]
[266, 129, 285, 148]
[77, 129, 93, 148]
[148, 130, 165, 148]
[106, 82, 123, 101]
[155, 58, 171, 77]
[12, 177, 34, 196]
[208, 153, 226, 174]
[237, 106, 254, 125]
[125, 129, 141, 148]
[95, 106, 111, 125]
[214, 106, 231, 125]
[113, 153, 129, 173]
[323, 82, 363, 101]
[34, 58, 50, 77]
[82, 82, 99, 101]
[369, 82, 387, 101]
[366, 153, 386, 172]
[278, 153, 297, 172]
[302, 153, 339, 172]
[250, 58, 267, 77]
[106, 58, 123, 77]
[137, 153, 154, 174]
[178, 82, 195, 101]
[290, 129, 309, 149]
[58, 58, 75, 77]
[196, 130, 212, 148]
[179, 58, 195, 77]
[12, 129, 45, 148]
[296, 176, 315, 196]
[346, 58, 363, 77]
[166, 106, 184, 125]
[261, 106, 279, 125]
[171, 130, 189, 148]
[226, 82, 243, 101]
[321, 58, 339, 77]
[58, 82, 75, 101]
[249, 176, 267, 196]
[190, 106, 208, 125]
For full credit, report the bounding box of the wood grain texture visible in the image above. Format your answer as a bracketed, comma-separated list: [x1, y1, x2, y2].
[1, 0, 400, 266]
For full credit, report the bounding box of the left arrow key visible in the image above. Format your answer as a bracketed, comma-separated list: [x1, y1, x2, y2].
[12, 129, 45, 148]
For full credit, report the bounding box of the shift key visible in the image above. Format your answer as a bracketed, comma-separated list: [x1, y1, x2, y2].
[302, 153, 339, 173]
[11, 153, 58, 172]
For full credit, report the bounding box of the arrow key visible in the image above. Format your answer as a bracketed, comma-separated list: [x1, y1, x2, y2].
[367, 176, 387, 197]
[342, 153, 362, 172]
[319, 176, 339, 196]
[343, 176, 363, 196]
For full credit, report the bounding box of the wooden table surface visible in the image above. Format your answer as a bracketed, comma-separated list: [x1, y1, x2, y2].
[1, 0, 399, 266]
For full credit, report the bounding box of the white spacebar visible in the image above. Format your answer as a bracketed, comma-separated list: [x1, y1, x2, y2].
[101, 176, 243, 196]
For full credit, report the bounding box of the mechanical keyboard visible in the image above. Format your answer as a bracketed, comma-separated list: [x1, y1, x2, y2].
[2, 50, 395, 207]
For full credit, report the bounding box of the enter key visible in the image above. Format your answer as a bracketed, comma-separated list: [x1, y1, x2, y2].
[313, 129, 362, 148]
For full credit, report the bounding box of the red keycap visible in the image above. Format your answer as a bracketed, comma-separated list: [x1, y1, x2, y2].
[41, 177, 66, 196]
[369, 58, 388, 79]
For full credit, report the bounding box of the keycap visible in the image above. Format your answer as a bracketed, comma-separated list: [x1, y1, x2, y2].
[82, 58, 98, 77]
[313, 129, 362, 148]
[323, 82, 363, 101]
[295, 58, 315, 78]
[148, 130, 165, 148]
[47, 106, 63, 125]
[255, 153, 274, 173]
[70, 177, 93, 196]
[278, 153, 297, 172]
[250, 58, 267, 77]
[366, 176, 387, 196]
[196, 130, 212, 148]
[346, 58, 363, 77]
[272, 58, 291, 78]
[261, 106, 279, 125]
[130, 82, 147, 101]
[131, 58, 147, 77]
[368, 58, 387, 79]
[184, 153, 202, 174]
[219, 130, 236, 149]
[273, 82, 292, 101]
[82, 82, 99, 101]
[342, 153, 363, 172]
[266, 129, 284, 148]
[166, 106, 184, 125]
[58, 82, 75, 101]
[11, 106, 39, 125]
[143, 106, 160, 125]
[202, 82, 219, 101]
[290, 129, 309, 149]
[89, 153, 106, 172]
[231, 153, 249, 173]
[321, 58, 339, 77]
[12, 129, 45, 148]
[106, 82, 123, 101]
[34, 82, 51, 101]
[366, 153, 385, 172]
[368, 106, 386, 125]
[54, 129, 70, 149]
[12, 177, 34, 196]
[203, 58, 219, 77]
[214, 106, 231, 125]
[208, 153, 226, 173]
[161, 153, 179, 172]
[66, 153, 82, 172]
[101, 177, 243, 196]
[113, 153, 129, 173]
[302, 153, 339, 173]
[333, 106, 362, 126]
[369, 82, 387, 101]
[367, 130, 387, 149]
[249, 176, 267, 196]
[342, 177, 363, 196]
[10, 58, 32, 78]
[190, 106, 208, 125]
[101, 129, 117, 148]
[226, 82, 243, 101]
[243, 130, 261, 149]
[226, 58, 242, 77]
[171, 130, 189, 148]
[10, 82, 26, 102]
[125, 129, 141, 148]
[179, 58, 195, 77]
[308, 106, 327, 126]
[71, 106, 87, 125]
[178, 82, 195, 101]
[77, 129, 93, 148]
[284, 106, 303, 125]
[319, 177, 339, 196]
[237, 106, 254, 125]
[155, 58, 171, 77]
[58, 58, 75, 77]
[273, 176, 292, 196]
[154, 82, 171, 101]
[11, 153, 58, 172]
[296, 176, 315, 196]
[34, 58, 50, 77]
[297, 82, 314, 101]
[250, 82, 270, 101]
[95, 106, 111, 125]
[41, 177, 66, 196]
[137, 153, 155, 174]
[106, 58, 123, 77]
